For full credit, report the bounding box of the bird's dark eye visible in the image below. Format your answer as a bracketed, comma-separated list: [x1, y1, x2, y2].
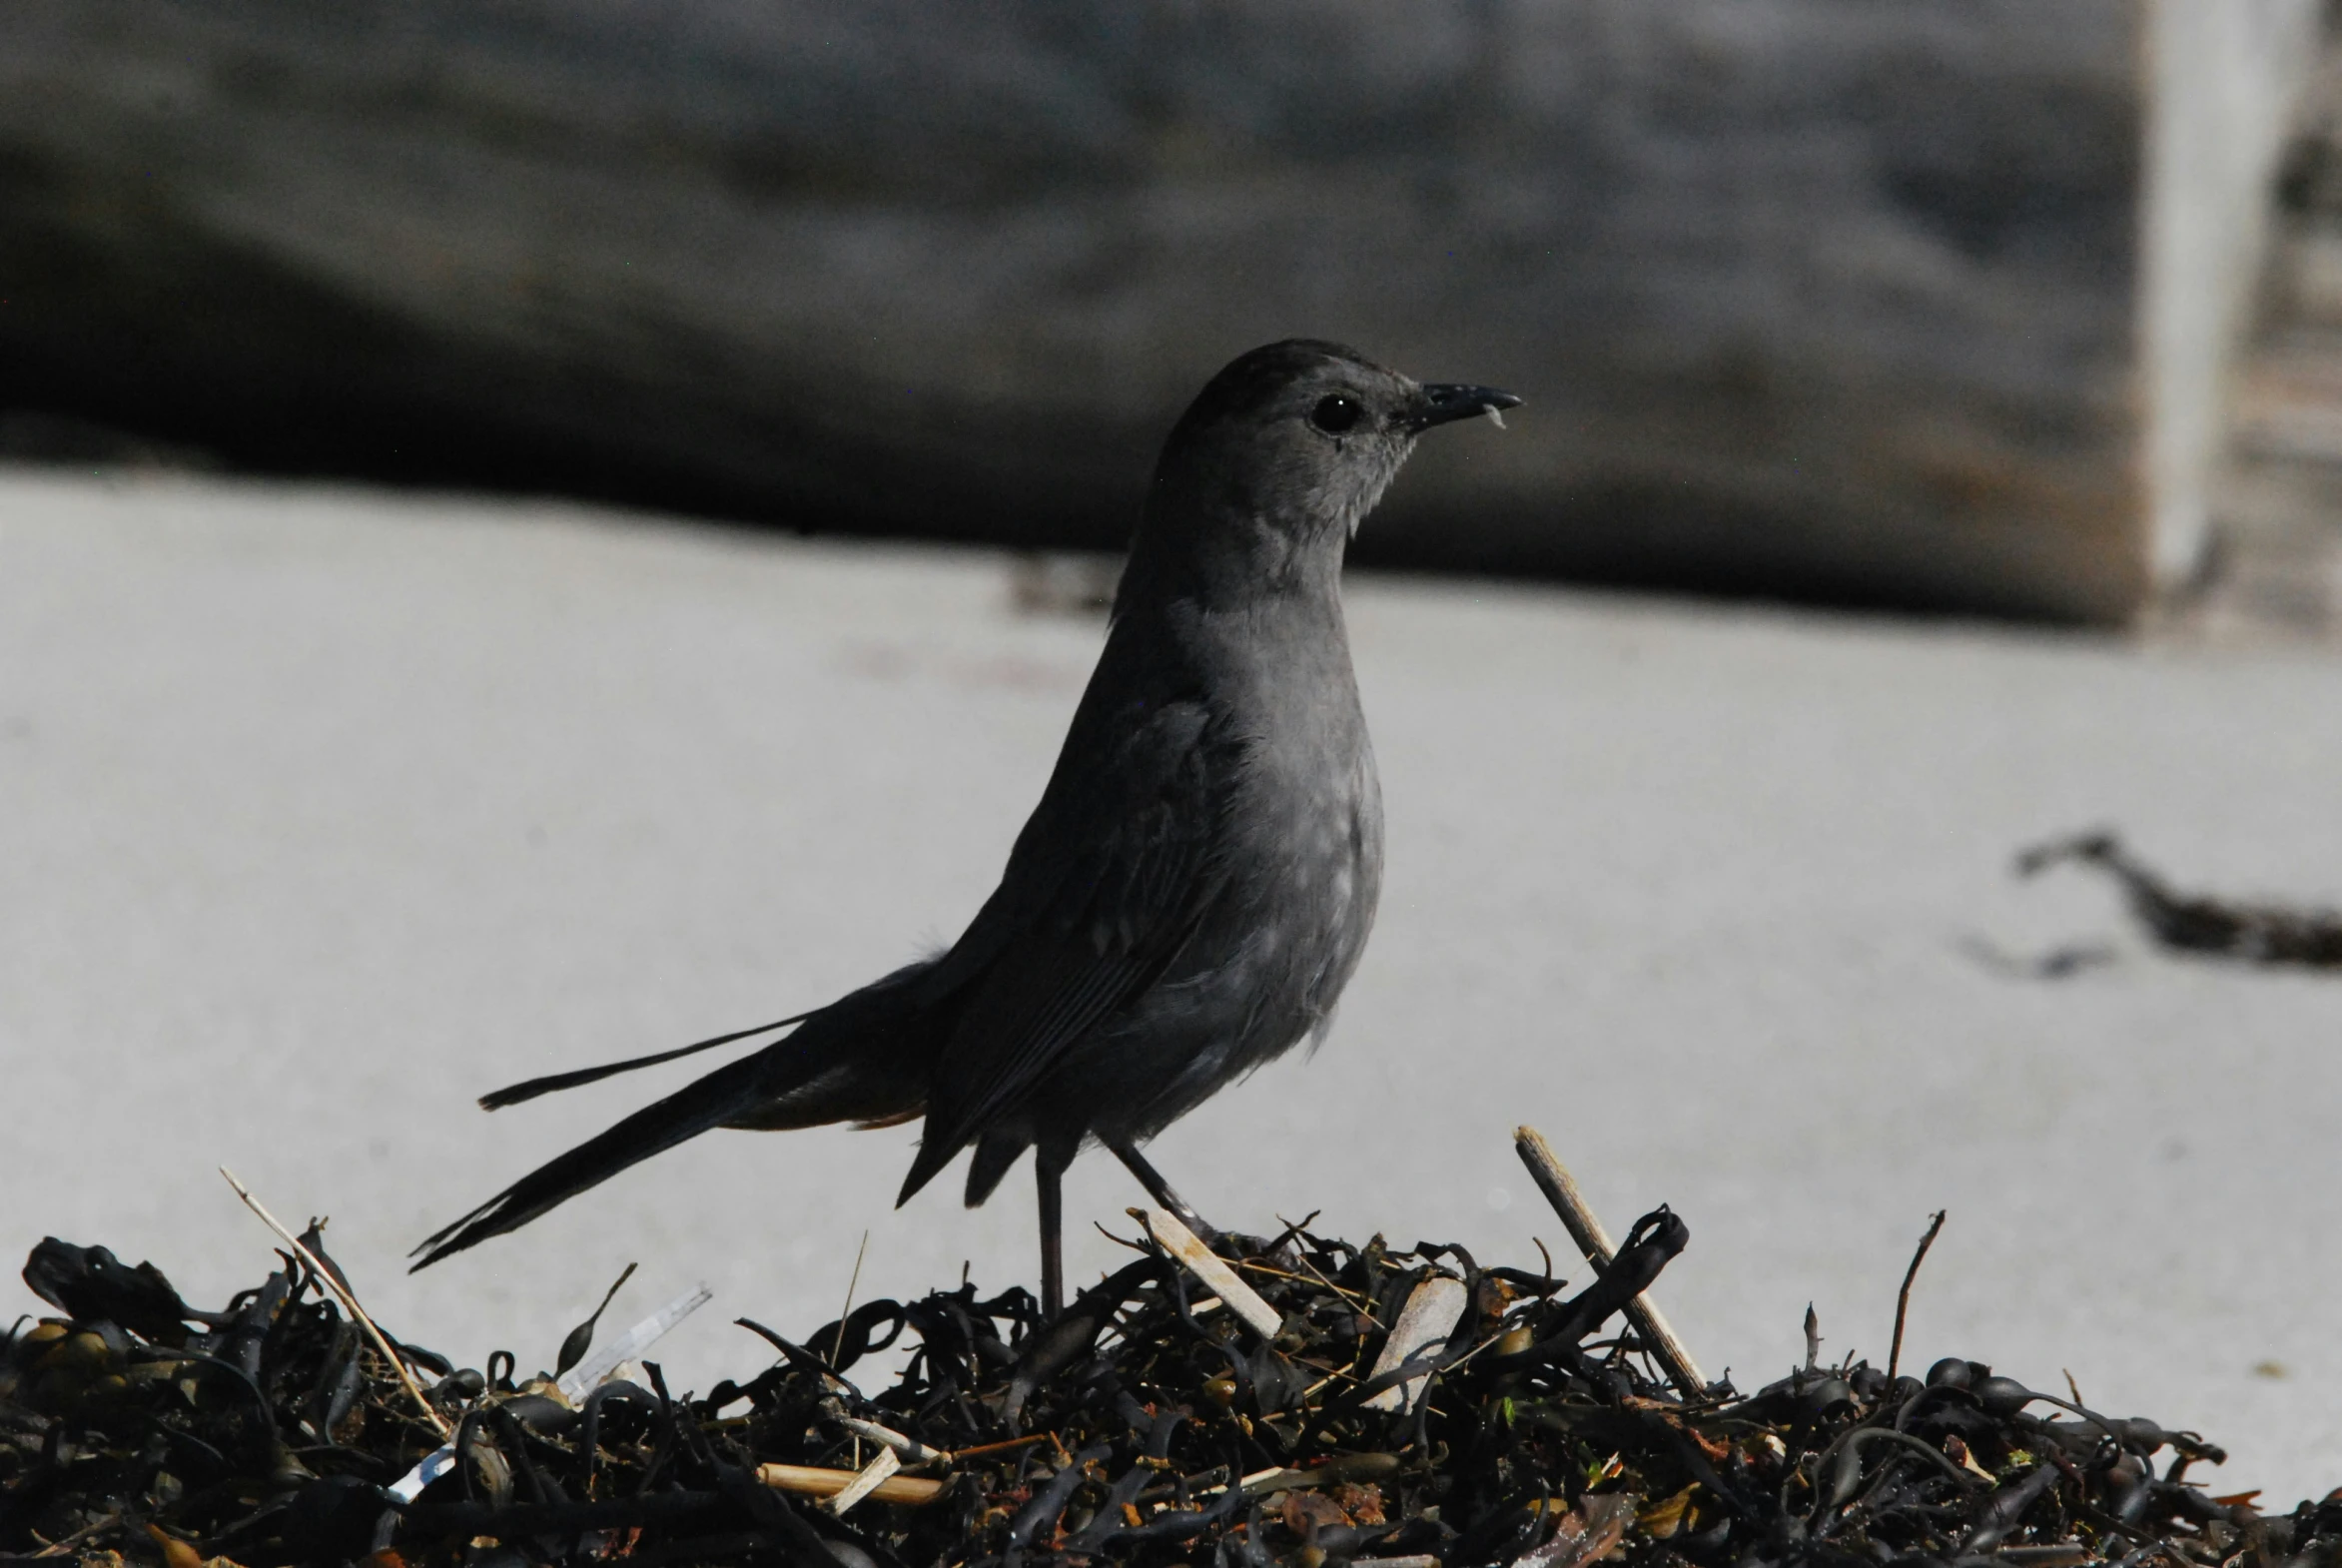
[1309, 394, 1363, 434]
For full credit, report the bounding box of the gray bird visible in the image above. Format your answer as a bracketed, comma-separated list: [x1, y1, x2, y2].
[411, 340, 1518, 1312]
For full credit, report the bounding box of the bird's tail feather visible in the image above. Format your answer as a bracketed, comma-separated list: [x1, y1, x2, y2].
[413, 967, 947, 1269]
[475, 1011, 814, 1110]
[411, 1043, 819, 1269]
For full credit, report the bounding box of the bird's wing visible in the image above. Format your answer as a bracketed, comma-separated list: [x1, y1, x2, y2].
[896, 694, 1232, 1201]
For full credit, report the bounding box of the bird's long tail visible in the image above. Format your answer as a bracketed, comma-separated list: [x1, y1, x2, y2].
[474, 1012, 813, 1110]
[411, 965, 943, 1269]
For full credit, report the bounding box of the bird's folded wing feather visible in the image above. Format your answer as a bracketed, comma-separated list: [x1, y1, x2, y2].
[898, 695, 1231, 1197]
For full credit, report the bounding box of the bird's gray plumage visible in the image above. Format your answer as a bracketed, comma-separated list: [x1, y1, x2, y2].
[412, 340, 1517, 1280]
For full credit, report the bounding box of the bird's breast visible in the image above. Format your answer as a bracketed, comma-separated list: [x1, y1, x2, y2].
[1072, 605, 1383, 1137]
[1208, 676, 1380, 1011]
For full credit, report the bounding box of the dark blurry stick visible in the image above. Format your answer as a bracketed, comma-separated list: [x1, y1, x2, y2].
[1512, 1127, 1706, 1396]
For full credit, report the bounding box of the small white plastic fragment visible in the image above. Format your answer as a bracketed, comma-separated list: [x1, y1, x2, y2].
[386, 1442, 458, 1504]
[556, 1281, 712, 1403]
[390, 1282, 712, 1503]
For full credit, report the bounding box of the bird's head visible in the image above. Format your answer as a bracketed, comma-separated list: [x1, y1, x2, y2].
[1135, 339, 1519, 600]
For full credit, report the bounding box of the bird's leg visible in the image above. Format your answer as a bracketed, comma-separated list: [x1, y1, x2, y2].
[1106, 1136, 1220, 1245]
[1037, 1153, 1066, 1319]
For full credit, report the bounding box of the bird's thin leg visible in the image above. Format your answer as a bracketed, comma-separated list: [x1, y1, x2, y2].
[1106, 1136, 1220, 1244]
[1038, 1154, 1066, 1319]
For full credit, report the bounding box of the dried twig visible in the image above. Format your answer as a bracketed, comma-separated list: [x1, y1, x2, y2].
[219, 1167, 451, 1439]
[1275, 1215, 1381, 1319]
[1133, 1207, 1280, 1337]
[827, 1446, 904, 1516]
[1888, 1210, 1948, 1385]
[758, 1462, 945, 1507]
[830, 1408, 949, 1467]
[1513, 1127, 1706, 1394]
[832, 1228, 871, 1370]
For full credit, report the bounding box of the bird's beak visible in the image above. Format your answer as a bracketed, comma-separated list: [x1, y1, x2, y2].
[1407, 383, 1523, 432]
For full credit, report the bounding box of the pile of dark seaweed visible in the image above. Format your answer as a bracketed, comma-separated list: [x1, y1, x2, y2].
[4, 1210, 2335, 1568]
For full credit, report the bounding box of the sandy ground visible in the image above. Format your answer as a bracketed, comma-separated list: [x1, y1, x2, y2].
[5, 465, 2340, 1505]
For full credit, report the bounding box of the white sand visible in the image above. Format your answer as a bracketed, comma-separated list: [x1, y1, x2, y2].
[4, 466, 2338, 1502]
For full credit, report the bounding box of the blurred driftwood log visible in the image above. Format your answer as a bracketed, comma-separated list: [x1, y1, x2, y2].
[0, 1, 2318, 620]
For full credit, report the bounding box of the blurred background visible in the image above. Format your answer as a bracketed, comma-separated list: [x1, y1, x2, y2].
[6, 0, 2342, 626]
[6, 0, 2342, 1509]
